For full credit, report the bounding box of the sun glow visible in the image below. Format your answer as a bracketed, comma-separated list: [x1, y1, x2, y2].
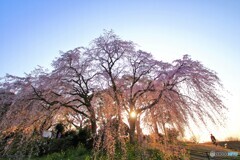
[130, 111, 137, 118]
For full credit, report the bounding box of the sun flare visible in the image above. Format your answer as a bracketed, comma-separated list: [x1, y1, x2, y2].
[130, 111, 137, 118]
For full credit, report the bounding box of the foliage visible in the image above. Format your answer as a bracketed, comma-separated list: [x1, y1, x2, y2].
[167, 128, 180, 143]
[90, 141, 189, 160]
[190, 135, 200, 144]
[0, 30, 227, 158]
[77, 127, 92, 149]
[0, 131, 190, 160]
[0, 128, 92, 159]
[125, 143, 163, 160]
[55, 123, 64, 133]
[34, 145, 91, 160]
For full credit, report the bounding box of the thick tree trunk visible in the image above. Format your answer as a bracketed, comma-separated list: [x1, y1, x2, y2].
[136, 118, 143, 144]
[162, 122, 168, 146]
[129, 116, 136, 144]
[88, 105, 97, 136]
[153, 120, 159, 143]
[91, 119, 97, 135]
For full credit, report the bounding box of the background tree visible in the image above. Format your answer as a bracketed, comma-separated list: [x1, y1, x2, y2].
[31, 48, 99, 135]
[0, 73, 56, 134]
[0, 89, 15, 123]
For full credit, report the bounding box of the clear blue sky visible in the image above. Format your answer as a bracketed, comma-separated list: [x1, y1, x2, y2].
[1, 0, 240, 141]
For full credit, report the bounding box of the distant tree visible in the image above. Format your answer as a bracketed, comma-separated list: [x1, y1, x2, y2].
[225, 136, 239, 141]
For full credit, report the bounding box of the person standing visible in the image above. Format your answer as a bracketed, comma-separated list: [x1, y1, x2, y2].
[210, 134, 217, 146]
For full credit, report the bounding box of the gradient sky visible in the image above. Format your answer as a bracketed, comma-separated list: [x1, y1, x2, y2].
[0, 0, 240, 142]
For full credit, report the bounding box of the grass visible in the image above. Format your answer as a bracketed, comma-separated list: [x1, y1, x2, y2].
[29, 142, 168, 160]
[1, 141, 239, 160]
[32, 145, 91, 160]
[0, 145, 90, 160]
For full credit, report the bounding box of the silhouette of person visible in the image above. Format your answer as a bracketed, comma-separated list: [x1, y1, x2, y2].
[210, 133, 217, 146]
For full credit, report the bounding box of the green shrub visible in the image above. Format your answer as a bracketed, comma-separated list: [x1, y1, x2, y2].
[125, 143, 163, 160]
[36, 145, 91, 160]
[78, 127, 92, 149]
[45, 151, 65, 160]
[0, 133, 82, 158]
[146, 148, 163, 160]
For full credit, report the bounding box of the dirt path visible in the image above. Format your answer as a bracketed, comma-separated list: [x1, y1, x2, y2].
[187, 143, 240, 160]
